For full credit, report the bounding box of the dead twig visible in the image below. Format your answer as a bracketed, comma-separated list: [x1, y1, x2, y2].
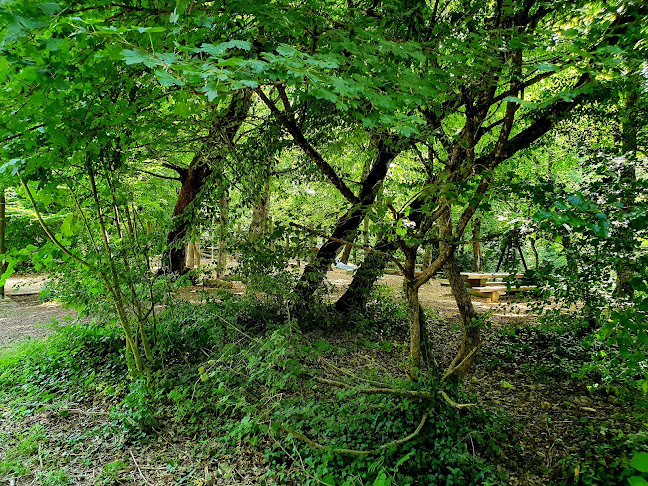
[438, 390, 475, 409]
[323, 360, 392, 388]
[130, 450, 150, 485]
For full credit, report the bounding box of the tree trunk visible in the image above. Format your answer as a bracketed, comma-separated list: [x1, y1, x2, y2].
[443, 255, 481, 380]
[292, 208, 365, 302]
[439, 206, 481, 381]
[166, 163, 213, 274]
[614, 83, 639, 300]
[291, 146, 398, 305]
[217, 193, 229, 276]
[340, 240, 353, 264]
[335, 238, 396, 313]
[165, 90, 253, 274]
[249, 178, 271, 238]
[422, 247, 432, 270]
[406, 279, 422, 379]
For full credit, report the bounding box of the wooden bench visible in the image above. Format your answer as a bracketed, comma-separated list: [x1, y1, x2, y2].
[469, 285, 537, 303]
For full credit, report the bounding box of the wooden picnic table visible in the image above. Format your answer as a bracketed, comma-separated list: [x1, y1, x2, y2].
[460, 272, 535, 302]
[460, 272, 524, 288]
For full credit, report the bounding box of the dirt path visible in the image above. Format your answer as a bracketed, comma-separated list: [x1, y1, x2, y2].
[0, 276, 79, 348]
[1, 269, 533, 349]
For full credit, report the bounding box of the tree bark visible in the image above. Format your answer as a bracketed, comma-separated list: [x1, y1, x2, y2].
[167, 162, 213, 273]
[406, 279, 422, 379]
[217, 193, 229, 276]
[335, 238, 396, 313]
[437, 204, 481, 380]
[340, 240, 353, 264]
[249, 178, 271, 238]
[443, 255, 480, 380]
[423, 247, 433, 271]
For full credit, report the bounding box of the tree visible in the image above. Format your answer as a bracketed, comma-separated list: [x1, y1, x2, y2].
[1, 0, 646, 382]
[164, 90, 253, 274]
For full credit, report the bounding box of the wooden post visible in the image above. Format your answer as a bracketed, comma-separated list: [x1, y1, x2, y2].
[217, 195, 229, 276]
[472, 217, 483, 272]
[0, 188, 5, 299]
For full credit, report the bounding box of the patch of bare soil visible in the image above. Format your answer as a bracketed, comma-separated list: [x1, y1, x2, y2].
[0, 401, 268, 485]
[0, 294, 80, 348]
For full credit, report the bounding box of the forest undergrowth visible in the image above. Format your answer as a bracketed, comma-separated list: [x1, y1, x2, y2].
[0, 287, 647, 486]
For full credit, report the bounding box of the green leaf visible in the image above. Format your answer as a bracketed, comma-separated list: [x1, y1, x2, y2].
[231, 79, 258, 89]
[202, 82, 221, 101]
[121, 49, 148, 65]
[0, 158, 25, 175]
[276, 44, 298, 58]
[373, 472, 391, 486]
[154, 69, 184, 87]
[628, 477, 648, 486]
[533, 209, 552, 221]
[137, 26, 165, 33]
[630, 453, 648, 473]
[60, 214, 80, 237]
[536, 63, 558, 72]
[322, 474, 336, 486]
[199, 40, 251, 56]
[311, 87, 337, 103]
[394, 452, 413, 468]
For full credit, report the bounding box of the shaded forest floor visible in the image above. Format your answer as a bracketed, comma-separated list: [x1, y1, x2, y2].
[0, 271, 645, 485]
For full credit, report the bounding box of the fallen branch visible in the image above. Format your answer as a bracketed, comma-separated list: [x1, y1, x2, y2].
[276, 413, 428, 456]
[314, 377, 433, 400]
[315, 377, 474, 409]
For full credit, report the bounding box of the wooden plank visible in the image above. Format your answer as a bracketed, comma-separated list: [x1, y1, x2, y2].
[460, 272, 525, 278]
[472, 285, 537, 292]
[467, 288, 501, 302]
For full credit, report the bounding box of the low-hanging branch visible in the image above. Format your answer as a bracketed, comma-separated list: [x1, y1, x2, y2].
[137, 168, 181, 181]
[275, 413, 428, 456]
[19, 176, 94, 272]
